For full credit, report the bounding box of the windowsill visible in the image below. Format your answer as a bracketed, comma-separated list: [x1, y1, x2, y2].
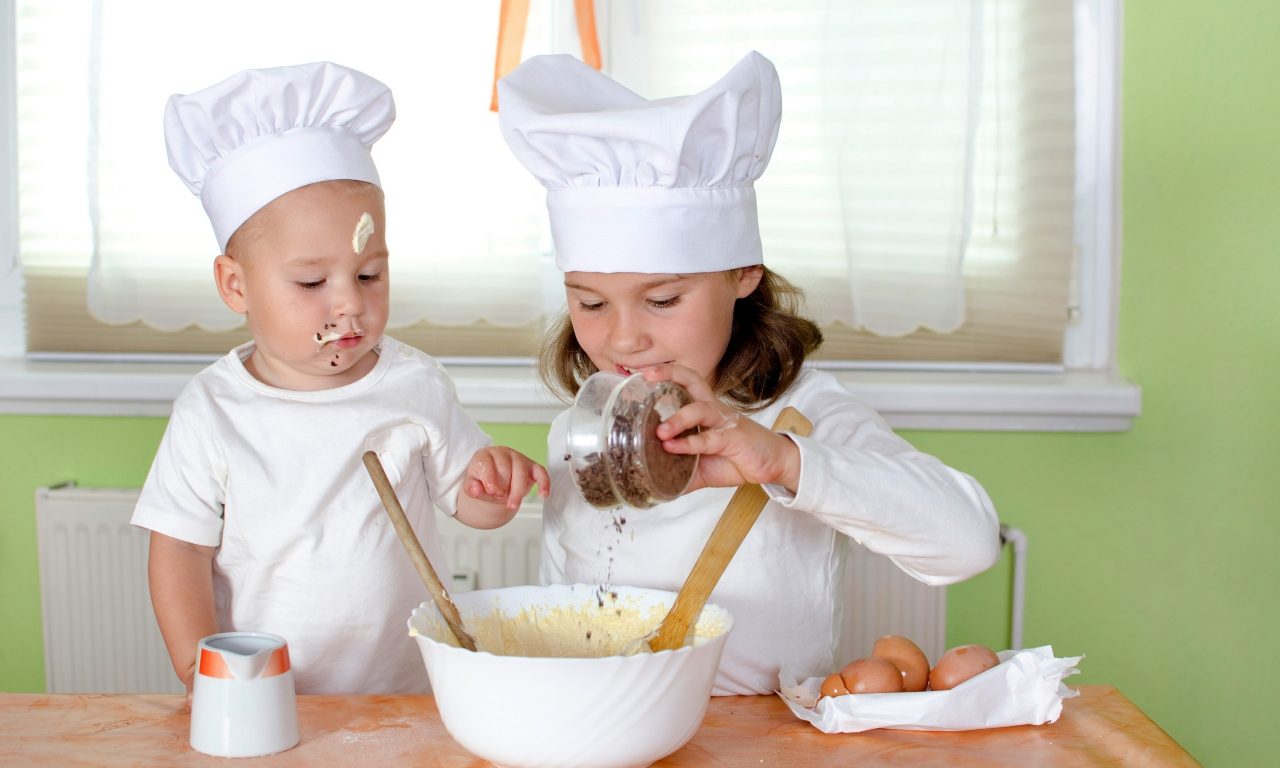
[0, 358, 1141, 431]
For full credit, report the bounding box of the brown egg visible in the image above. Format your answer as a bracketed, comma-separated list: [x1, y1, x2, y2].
[820, 673, 850, 698]
[872, 635, 930, 692]
[839, 657, 904, 694]
[928, 644, 1000, 691]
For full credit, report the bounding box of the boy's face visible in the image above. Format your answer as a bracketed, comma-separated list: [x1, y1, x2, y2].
[214, 182, 390, 389]
[564, 267, 763, 383]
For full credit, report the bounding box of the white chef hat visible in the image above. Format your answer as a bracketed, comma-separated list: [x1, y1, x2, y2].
[498, 51, 782, 274]
[164, 61, 396, 253]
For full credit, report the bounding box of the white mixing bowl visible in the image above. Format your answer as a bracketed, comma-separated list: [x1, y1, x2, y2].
[408, 584, 734, 768]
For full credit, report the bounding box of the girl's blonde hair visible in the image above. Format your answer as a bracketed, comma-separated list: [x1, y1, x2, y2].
[537, 267, 824, 412]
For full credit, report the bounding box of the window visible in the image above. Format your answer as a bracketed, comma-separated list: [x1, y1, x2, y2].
[15, 0, 1089, 367]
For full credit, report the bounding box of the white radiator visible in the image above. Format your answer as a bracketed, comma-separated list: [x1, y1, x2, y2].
[36, 486, 945, 692]
[840, 538, 947, 666]
[35, 486, 184, 695]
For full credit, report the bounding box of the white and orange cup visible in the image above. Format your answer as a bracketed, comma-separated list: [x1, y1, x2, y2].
[190, 632, 300, 758]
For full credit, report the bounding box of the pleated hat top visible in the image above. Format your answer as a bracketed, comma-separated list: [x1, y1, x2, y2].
[165, 61, 396, 252]
[498, 51, 782, 274]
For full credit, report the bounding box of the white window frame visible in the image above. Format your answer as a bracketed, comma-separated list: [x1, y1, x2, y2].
[0, 0, 1140, 430]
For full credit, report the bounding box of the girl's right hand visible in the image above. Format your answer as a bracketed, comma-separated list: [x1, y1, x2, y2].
[643, 364, 804, 495]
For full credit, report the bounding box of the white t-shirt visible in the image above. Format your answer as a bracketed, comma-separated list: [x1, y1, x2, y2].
[541, 369, 1002, 695]
[132, 337, 491, 694]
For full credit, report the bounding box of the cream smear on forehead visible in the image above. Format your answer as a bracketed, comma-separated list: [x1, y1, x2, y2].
[352, 212, 375, 254]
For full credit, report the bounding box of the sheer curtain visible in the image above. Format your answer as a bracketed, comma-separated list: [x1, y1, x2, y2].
[605, 0, 981, 336]
[19, 0, 1074, 358]
[601, 0, 1074, 346]
[21, 0, 578, 332]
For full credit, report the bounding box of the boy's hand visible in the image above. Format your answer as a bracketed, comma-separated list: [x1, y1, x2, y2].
[457, 447, 550, 529]
[643, 364, 804, 495]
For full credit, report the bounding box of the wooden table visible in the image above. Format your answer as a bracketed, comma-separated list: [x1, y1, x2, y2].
[0, 686, 1200, 767]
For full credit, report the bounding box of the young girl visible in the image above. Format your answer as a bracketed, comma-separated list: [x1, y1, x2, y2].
[498, 52, 1001, 695]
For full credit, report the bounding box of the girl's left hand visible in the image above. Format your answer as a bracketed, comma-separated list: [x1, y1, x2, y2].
[643, 364, 802, 494]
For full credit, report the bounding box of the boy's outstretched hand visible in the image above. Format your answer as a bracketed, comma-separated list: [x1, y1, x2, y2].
[642, 364, 803, 495]
[455, 446, 550, 529]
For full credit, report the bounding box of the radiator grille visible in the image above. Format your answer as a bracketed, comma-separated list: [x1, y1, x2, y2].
[840, 537, 948, 666]
[36, 486, 945, 692]
[36, 487, 183, 694]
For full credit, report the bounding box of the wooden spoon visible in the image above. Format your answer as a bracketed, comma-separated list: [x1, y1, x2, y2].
[363, 451, 477, 652]
[648, 406, 813, 653]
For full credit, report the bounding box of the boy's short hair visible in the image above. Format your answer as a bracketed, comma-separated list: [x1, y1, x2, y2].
[224, 179, 385, 259]
[537, 267, 824, 412]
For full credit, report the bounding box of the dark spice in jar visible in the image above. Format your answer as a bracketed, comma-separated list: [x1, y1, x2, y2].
[642, 396, 698, 499]
[574, 452, 620, 508]
[605, 399, 651, 508]
[605, 386, 697, 508]
[570, 378, 698, 510]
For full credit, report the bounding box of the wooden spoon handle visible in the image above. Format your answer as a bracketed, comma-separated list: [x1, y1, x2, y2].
[363, 451, 477, 652]
[649, 406, 813, 653]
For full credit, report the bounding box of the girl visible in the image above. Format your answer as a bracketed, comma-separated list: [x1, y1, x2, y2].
[498, 52, 1001, 695]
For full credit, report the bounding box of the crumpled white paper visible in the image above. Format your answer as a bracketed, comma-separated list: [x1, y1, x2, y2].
[778, 645, 1083, 734]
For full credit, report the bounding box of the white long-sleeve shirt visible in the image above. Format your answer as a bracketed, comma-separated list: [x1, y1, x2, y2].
[540, 369, 1001, 695]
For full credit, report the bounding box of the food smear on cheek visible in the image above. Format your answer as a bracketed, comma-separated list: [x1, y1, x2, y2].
[352, 212, 375, 254]
[315, 331, 344, 350]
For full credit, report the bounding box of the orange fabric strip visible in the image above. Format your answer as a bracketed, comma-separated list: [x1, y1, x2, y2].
[574, 0, 602, 70]
[198, 648, 234, 679]
[490, 0, 532, 112]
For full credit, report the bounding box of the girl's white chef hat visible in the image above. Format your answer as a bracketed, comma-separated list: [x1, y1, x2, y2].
[498, 51, 781, 274]
[164, 61, 396, 253]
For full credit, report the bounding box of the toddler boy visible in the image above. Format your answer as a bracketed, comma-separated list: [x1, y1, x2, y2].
[132, 62, 548, 696]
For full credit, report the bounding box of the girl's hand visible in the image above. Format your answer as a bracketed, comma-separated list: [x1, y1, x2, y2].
[643, 364, 803, 494]
[463, 446, 550, 512]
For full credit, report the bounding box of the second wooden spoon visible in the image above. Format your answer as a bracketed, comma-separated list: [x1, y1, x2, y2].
[648, 406, 813, 653]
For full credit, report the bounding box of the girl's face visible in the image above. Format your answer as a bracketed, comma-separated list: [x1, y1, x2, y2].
[564, 267, 763, 382]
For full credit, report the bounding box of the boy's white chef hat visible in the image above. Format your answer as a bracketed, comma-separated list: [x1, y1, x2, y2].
[498, 51, 781, 274]
[164, 61, 395, 253]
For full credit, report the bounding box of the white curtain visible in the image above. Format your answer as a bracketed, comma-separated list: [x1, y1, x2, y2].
[602, 0, 983, 337]
[20, 0, 587, 332]
[19, 1, 1070, 346]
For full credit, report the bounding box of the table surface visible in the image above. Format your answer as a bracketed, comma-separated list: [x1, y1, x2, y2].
[0, 685, 1200, 767]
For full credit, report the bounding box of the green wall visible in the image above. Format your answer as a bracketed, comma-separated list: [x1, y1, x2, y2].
[1, 1, 1276, 764]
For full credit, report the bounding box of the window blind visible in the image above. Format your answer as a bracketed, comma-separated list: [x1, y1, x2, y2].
[20, 0, 1074, 363]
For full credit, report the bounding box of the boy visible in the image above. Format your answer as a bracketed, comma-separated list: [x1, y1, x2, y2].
[133, 62, 549, 697]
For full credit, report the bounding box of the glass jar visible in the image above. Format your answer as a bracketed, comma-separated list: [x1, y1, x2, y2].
[567, 371, 699, 510]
